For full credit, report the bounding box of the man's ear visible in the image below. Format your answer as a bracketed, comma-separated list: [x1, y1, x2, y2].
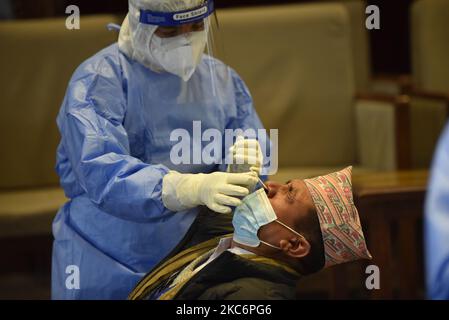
[279, 236, 310, 258]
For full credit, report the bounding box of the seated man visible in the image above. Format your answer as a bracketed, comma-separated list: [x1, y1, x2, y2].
[128, 167, 372, 300]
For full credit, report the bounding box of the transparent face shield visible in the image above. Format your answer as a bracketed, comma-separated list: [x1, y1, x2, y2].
[124, 0, 228, 104]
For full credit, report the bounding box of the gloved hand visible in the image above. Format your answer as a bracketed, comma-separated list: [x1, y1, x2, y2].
[162, 171, 258, 214]
[227, 138, 263, 175]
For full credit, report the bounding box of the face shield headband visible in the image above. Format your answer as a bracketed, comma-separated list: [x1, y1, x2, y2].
[139, 0, 215, 26]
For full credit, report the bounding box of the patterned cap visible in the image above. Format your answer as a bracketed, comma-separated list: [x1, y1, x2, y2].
[304, 166, 372, 268]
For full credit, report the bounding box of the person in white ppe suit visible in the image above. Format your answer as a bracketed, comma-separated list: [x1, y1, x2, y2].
[51, 0, 269, 299]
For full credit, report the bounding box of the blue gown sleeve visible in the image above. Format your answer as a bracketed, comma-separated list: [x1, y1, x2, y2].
[425, 122, 449, 299]
[218, 68, 271, 180]
[57, 56, 170, 222]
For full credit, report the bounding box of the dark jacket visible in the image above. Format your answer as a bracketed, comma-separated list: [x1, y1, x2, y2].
[129, 208, 299, 300]
[168, 251, 298, 300]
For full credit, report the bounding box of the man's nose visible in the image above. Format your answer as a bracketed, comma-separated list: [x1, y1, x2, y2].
[266, 181, 282, 198]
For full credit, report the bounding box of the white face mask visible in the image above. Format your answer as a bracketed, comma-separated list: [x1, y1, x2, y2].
[150, 31, 207, 81]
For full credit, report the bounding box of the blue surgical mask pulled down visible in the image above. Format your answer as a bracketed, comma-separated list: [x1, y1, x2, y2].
[232, 188, 303, 249]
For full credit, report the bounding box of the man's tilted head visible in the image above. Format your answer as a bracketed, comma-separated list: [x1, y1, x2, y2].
[260, 178, 325, 274]
[232, 166, 372, 275]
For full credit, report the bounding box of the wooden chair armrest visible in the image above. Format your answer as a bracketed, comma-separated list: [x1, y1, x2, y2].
[407, 88, 449, 118]
[370, 74, 413, 95]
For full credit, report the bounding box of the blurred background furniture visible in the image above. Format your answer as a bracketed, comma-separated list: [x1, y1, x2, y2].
[411, 0, 449, 94]
[4, 0, 419, 81]
[0, 15, 121, 237]
[336, 0, 449, 170]
[217, 3, 416, 183]
[353, 170, 427, 299]
[407, 0, 449, 168]
[333, 0, 412, 95]
[337, 0, 449, 170]
[330, 1, 449, 172]
[0, 15, 121, 298]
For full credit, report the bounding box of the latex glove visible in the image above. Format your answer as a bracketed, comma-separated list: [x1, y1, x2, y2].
[162, 171, 258, 214]
[227, 138, 263, 175]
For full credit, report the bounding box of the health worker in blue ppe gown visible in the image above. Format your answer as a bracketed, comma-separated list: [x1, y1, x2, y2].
[51, 0, 268, 300]
[426, 121, 449, 300]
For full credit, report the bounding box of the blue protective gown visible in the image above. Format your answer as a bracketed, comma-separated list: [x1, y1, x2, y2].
[51, 43, 266, 300]
[425, 121, 449, 300]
